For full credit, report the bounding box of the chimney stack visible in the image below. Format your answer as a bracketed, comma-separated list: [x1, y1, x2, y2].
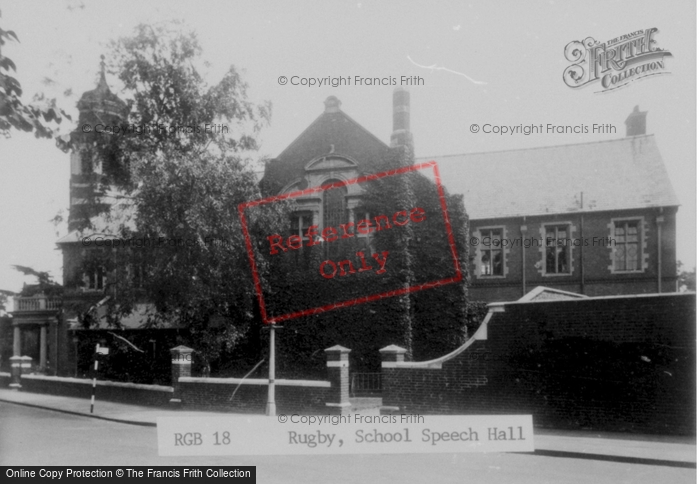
[324, 96, 342, 113]
[390, 87, 413, 148]
[625, 105, 647, 136]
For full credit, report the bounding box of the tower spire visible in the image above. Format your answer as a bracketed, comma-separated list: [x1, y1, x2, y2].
[97, 54, 108, 91]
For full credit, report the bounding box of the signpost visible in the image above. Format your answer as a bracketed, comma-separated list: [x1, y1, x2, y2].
[90, 344, 109, 414]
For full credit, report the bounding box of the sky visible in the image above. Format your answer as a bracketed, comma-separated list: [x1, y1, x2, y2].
[0, 0, 696, 295]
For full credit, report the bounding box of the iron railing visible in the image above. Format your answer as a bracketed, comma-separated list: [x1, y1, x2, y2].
[350, 372, 382, 397]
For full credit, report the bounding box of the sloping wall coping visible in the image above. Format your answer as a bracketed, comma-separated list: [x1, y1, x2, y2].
[22, 374, 173, 392]
[490, 291, 695, 307]
[382, 311, 494, 371]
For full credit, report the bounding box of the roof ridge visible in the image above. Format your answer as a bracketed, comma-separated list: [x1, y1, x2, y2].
[417, 134, 655, 159]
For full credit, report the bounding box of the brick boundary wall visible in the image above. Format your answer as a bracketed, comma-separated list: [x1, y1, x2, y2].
[19, 375, 173, 407]
[5, 343, 349, 415]
[382, 292, 696, 435]
[0, 372, 10, 388]
[178, 377, 331, 414]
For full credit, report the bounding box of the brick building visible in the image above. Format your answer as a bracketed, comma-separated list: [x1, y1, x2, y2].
[420, 107, 679, 302]
[8, 71, 680, 379]
[56, 58, 151, 330]
[6, 59, 131, 378]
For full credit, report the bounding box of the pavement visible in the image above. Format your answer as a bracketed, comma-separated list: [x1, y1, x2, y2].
[0, 388, 695, 468]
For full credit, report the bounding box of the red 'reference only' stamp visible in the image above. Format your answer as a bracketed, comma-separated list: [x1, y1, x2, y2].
[238, 161, 462, 324]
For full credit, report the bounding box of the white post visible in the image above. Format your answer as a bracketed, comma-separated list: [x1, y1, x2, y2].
[90, 343, 99, 414]
[266, 324, 277, 416]
[39, 325, 47, 372]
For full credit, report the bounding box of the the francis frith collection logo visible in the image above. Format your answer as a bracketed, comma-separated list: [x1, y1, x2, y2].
[563, 28, 672, 93]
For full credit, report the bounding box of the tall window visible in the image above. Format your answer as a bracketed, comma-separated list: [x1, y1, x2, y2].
[353, 209, 370, 234]
[613, 220, 641, 271]
[479, 228, 504, 276]
[322, 181, 348, 258]
[85, 266, 105, 291]
[545, 225, 570, 274]
[289, 212, 313, 242]
[129, 261, 146, 289]
[286, 212, 314, 265]
[322, 181, 348, 229]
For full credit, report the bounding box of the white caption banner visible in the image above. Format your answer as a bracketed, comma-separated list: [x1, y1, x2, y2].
[157, 414, 534, 456]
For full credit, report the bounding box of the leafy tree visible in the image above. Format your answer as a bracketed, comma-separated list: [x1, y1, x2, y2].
[65, 20, 270, 193]
[67, 21, 284, 368]
[0, 9, 69, 138]
[0, 265, 63, 315]
[107, 149, 290, 364]
[0, 290, 13, 313]
[677, 261, 696, 292]
[10, 265, 63, 297]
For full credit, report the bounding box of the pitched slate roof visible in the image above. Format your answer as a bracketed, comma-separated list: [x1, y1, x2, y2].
[418, 134, 679, 220]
